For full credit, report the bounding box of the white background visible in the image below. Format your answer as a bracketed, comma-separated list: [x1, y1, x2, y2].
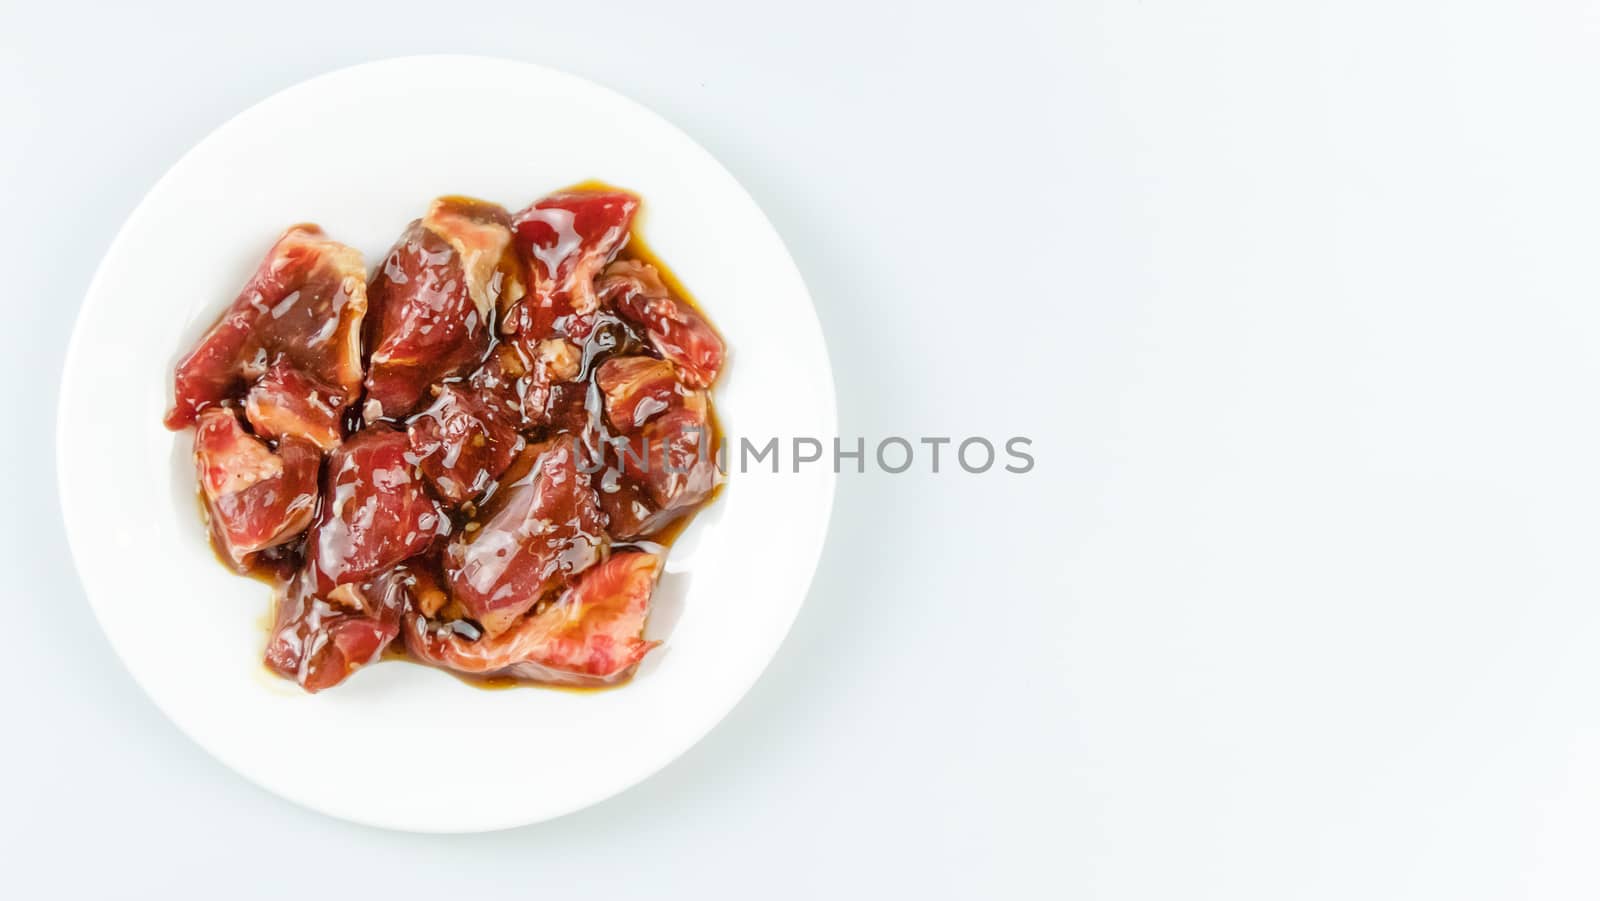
[5, 1, 1600, 897]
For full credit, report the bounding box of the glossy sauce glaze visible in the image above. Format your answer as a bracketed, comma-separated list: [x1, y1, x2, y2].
[172, 183, 726, 693]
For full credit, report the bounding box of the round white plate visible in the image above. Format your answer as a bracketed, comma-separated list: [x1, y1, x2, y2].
[57, 56, 835, 832]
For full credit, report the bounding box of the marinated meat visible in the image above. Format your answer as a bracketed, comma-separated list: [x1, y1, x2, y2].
[406, 551, 662, 685]
[306, 425, 447, 593]
[602, 389, 718, 538]
[364, 198, 514, 419]
[465, 341, 547, 429]
[243, 359, 348, 451]
[167, 225, 366, 429]
[406, 383, 525, 506]
[596, 356, 678, 431]
[596, 474, 678, 542]
[508, 189, 638, 341]
[166, 186, 721, 693]
[193, 408, 319, 569]
[265, 567, 408, 692]
[597, 259, 724, 388]
[443, 440, 606, 638]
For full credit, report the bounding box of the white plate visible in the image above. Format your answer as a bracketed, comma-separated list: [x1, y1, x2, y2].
[56, 56, 835, 832]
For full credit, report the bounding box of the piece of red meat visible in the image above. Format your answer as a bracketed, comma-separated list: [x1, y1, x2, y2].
[265, 567, 410, 693]
[467, 331, 588, 431]
[363, 197, 513, 420]
[640, 400, 716, 508]
[406, 383, 525, 506]
[597, 260, 725, 388]
[508, 189, 638, 341]
[443, 440, 606, 637]
[459, 340, 546, 430]
[405, 551, 662, 685]
[595, 474, 677, 542]
[243, 358, 348, 451]
[596, 356, 679, 431]
[193, 408, 320, 569]
[619, 390, 718, 505]
[305, 425, 447, 593]
[167, 225, 366, 429]
[597, 387, 719, 539]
